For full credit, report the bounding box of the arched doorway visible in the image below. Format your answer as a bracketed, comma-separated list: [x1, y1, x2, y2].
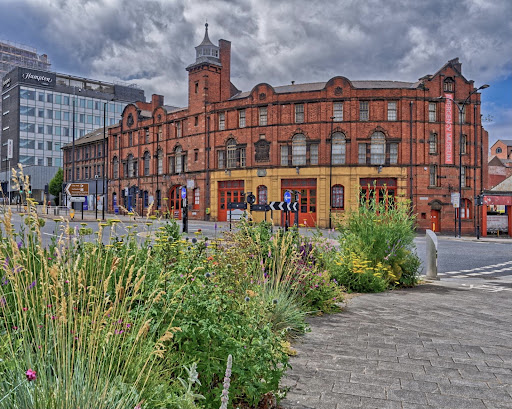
[169, 185, 183, 219]
[429, 200, 442, 232]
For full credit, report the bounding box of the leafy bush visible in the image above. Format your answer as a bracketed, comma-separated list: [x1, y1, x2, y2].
[333, 188, 422, 292]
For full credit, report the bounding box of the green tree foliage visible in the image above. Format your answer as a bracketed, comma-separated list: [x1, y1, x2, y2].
[48, 168, 63, 205]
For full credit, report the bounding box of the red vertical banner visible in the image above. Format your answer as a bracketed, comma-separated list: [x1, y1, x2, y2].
[444, 93, 454, 164]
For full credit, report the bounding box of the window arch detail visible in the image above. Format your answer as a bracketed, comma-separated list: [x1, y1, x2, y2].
[157, 148, 163, 175]
[143, 151, 150, 176]
[331, 185, 344, 209]
[292, 134, 307, 166]
[112, 156, 119, 179]
[332, 132, 346, 164]
[257, 185, 268, 204]
[370, 131, 386, 165]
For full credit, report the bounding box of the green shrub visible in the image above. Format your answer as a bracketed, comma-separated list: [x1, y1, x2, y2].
[333, 188, 421, 291]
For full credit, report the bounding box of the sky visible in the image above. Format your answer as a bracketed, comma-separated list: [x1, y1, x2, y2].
[1, 0, 511, 147]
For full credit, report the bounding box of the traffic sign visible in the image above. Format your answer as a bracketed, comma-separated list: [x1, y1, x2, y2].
[65, 183, 89, 196]
[284, 191, 292, 203]
[227, 202, 247, 210]
[269, 201, 298, 212]
[181, 186, 187, 199]
[250, 204, 269, 212]
[451, 192, 460, 208]
[70, 196, 86, 203]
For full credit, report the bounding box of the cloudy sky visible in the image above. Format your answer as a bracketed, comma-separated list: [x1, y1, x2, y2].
[1, 0, 511, 145]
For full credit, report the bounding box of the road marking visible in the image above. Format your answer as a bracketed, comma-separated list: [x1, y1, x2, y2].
[42, 232, 60, 238]
[461, 283, 512, 292]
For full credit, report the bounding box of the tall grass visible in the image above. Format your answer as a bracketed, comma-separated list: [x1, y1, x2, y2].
[0, 169, 184, 408]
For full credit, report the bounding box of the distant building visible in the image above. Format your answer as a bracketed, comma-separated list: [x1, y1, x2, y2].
[1, 66, 145, 202]
[489, 139, 512, 160]
[61, 126, 114, 208]
[0, 40, 51, 78]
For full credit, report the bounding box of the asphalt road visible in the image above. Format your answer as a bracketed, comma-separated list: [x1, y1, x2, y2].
[2, 209, 511, 281]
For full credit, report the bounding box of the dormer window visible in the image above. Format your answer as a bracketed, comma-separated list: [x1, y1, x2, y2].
[444, 78, 454, 92]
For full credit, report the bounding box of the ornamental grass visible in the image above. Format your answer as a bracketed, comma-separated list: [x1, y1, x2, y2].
[0, 169, 187, 408]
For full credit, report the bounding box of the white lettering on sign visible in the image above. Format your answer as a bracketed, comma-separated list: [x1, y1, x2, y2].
[22, 72, 53, 84]
[445, 93, 453, 164]
[7, 139, 13, 159]
[2, 78, 11, 88]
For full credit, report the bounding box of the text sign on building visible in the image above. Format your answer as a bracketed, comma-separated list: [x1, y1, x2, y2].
[65, 183, 89, 196]
[19, 68, 56, 88]
[444, 93, 454, 164]
[7, 139, 13, 159]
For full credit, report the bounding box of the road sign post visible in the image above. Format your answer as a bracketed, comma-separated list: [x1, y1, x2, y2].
[181, 187, 188, 233]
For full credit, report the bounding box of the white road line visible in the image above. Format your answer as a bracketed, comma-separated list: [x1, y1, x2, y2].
[456, 260, 512, 273]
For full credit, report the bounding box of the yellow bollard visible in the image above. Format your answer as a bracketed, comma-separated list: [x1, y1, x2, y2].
[70, 209, 75, 220]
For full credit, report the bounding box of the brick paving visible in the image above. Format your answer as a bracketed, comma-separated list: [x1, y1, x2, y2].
[280, 280, 512, 409]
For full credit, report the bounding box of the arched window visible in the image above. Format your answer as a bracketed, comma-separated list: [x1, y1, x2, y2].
[496, 147, 502, 154]
[143, 151, 150, 176]
[157, 149, 163, 175]
[458, 199, 471, 219]
[370, 131, 386, 165]
[292, 134, 306, 166]
[257, 185, 268, 204]
[112, 156, 119, 179]
[127, 154, 134, 178]
[332, 132, 346, 164]
[175, 146, 183, 173]
[331, 185, 344, 209]
[227, 138, 237, 168]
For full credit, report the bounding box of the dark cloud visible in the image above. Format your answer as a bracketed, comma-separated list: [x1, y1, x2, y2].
[0, 0, 510, 139]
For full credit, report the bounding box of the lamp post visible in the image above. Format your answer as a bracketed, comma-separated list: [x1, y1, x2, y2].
[102, 100, 113, 221]
[328, 116, 334, 229]
[455, 84, 489, 238]
[95, 174, 99, 220]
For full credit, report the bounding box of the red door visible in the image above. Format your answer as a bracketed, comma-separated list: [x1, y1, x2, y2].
[218, 180, 244, 222]
[169, 185, 182, 219]
[430, 210, 440, 232]
[281, 179, 317, 227]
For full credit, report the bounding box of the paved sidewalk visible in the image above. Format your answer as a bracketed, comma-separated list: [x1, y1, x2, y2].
[280, 279, 512, 409]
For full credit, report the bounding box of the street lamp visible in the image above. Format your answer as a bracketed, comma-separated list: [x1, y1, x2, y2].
[102, 98, 115, 221]
[95, 174, 99, 220]
[455, 84, 489, 238]
[329, 116, 334, 229]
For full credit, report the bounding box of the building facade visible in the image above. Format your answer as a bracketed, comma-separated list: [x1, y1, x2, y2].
[490, 140, 512, 160]
[104, 26, 488, 234]
[1, 66, 145, 201]
[1, 40, 51, 153]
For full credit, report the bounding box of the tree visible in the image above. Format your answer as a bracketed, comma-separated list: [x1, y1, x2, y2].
[48, 168, 63, 205]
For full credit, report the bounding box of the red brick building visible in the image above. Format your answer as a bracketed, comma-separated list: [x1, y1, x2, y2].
[104, 24, 489, 234]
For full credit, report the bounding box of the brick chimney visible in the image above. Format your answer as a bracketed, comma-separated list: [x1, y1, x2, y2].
[219, 39, 231, 101]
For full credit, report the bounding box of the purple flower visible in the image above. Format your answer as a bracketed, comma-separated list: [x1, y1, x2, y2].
[17, 242, 22, 250]
[27, 280, 37, 291]
[26, 369, 37, 382]
[1, 276, 8, 286]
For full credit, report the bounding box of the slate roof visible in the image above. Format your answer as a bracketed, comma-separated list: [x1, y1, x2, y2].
[230, 80, 418, 100]
[62, 126, 114, 148]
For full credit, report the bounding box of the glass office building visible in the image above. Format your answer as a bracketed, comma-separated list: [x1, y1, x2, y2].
[1, 67, 145, 200]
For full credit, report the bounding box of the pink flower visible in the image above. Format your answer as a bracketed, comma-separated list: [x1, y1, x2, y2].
[26, 369, 37, 381]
